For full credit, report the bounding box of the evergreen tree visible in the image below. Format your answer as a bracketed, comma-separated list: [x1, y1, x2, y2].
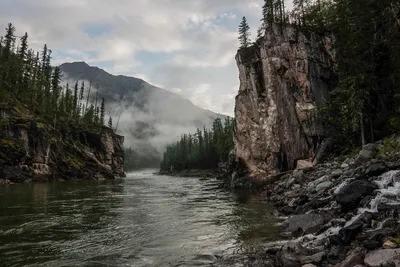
[18, 32, 28, 59]
[238, 16, 251, 48]
[108, 116, 112, 128]
[100, 97, 105, 125]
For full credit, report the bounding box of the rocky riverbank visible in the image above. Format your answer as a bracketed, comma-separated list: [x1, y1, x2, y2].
[258, 137, 400, 266]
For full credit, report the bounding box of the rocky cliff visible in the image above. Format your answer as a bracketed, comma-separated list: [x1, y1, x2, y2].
[0, 109, 125, 183]
[234, 24, 337, 181]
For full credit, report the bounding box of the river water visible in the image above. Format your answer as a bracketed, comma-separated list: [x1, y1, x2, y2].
[0, 170, 282, 267]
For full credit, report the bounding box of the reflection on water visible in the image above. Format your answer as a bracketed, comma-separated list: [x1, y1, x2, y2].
[0, 171, 282, 267]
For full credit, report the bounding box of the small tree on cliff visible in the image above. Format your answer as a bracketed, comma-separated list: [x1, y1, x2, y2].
[238, 16, 251, 48]
[108, 116, 113, 128]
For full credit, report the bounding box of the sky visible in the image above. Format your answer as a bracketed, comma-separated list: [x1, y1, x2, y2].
[0, 0, 293, 116]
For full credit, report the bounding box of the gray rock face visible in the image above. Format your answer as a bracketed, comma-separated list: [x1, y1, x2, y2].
[364, 249, 400, 267]
[234, 23, 336, 180]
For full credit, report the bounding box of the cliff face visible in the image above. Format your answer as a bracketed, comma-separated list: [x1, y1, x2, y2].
[234, 24, 337, 180]
[0, 113, 125, 183]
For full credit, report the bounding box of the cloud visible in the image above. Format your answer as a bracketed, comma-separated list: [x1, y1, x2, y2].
[0, 0, 292, 117]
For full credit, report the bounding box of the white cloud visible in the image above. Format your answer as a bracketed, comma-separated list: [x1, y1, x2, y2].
[0, 0, 278, 116]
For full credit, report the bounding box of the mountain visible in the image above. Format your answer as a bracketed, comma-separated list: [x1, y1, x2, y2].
[59, 62, 227, 167]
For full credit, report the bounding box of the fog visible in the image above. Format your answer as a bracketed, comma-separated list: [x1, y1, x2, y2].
[60, 75, 224, 163]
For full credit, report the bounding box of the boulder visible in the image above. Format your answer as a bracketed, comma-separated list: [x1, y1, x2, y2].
[299, 251, 325, 265]
[316, 181, 333, 192]
[284, 213, 331, 235]
[364, 249, 400, 267]
[339, 223, 363, 244]
[332, 169, 344, 178]
[297, 160, 314, 170]
[356, 144, 379, 163]
[336, 180, 378, 211]
[367, 229, 396, 242]
[365, 163, 389, 177]
[383, 240, 397, 249]
[339, 248, 365, 267]
[362, 240, 382, 250]
[302, 264, 317, 267]
[277, 242, 303, 267]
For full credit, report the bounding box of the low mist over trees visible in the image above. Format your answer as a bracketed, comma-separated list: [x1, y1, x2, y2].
[0, 23, 113, 128]
[160, 117, 234, 171]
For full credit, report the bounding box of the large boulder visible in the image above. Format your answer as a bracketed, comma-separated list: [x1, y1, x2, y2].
[284, 213, 331, 235]
[336, 180, 378, 211]
[356, 143, 379, 163]
[364, 249, 400, 267]
[365, 163, 389, 177]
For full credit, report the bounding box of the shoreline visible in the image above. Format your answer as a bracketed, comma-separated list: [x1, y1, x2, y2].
[257, 140, 400, 266]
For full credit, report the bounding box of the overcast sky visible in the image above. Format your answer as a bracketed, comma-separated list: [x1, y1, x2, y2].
[0, 0, 293, 116]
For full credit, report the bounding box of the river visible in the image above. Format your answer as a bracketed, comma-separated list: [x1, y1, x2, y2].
[0, 170, 283, 267]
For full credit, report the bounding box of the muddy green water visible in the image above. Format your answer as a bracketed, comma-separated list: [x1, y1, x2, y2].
[0, 170, 282, 267]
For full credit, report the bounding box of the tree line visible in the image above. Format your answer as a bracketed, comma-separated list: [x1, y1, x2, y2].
[160, 117, 234, 171]
[238, 0, 400, 151]
[0, 23, 113, 128]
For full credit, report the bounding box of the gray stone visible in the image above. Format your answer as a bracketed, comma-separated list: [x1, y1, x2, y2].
[336, 180, 378, 211]
[299, 251, 325, 265]
[357, 143, 379, 163]
[364, 249, 400, 267]
[340, 248, 365, 267]
[331, 169, 343, 178]
[284, 213, 331, 234]
[365, 163, 389, 177]
[302, 264, 317, 267]
[316, 181, 333, 192]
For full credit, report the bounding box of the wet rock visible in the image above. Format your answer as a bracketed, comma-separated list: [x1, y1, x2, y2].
[339, 223, 363, 245]
[382, 219, 399, 229]
[336, 180, 378, 211]
[341, 163, 350, 169]
[339, 248, 365, 267]
[266, 246, 281, 255]
[302, 264, 317, 267]
[383, 240, 397, 249]
[364, 249, 400, 267]
[343, 169, 355, 177]
[367, 229, 396, 242]
[332, 169, 343, 178]
[365, 163, 389, 177]
[277, 242, 302, 267]
[299, 251, 325, 265]
[353, 212, 373, 228]
[316, 181, 332, 192]
[362, 240, 382, 250]
[284, 213, 331, 235]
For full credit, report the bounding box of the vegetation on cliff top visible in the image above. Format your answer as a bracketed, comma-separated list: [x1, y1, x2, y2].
[0, 23, 113, 129]
[239, 0, 400, 152]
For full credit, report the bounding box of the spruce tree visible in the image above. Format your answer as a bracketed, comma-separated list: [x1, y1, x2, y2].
[238, 16, 251, 48]
[100, 97, 105, 125]
[108, 116, 113, 128]
[18, 32, 28, 59]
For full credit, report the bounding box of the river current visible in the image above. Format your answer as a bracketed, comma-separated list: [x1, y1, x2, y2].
[0, 170, 282, 267]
